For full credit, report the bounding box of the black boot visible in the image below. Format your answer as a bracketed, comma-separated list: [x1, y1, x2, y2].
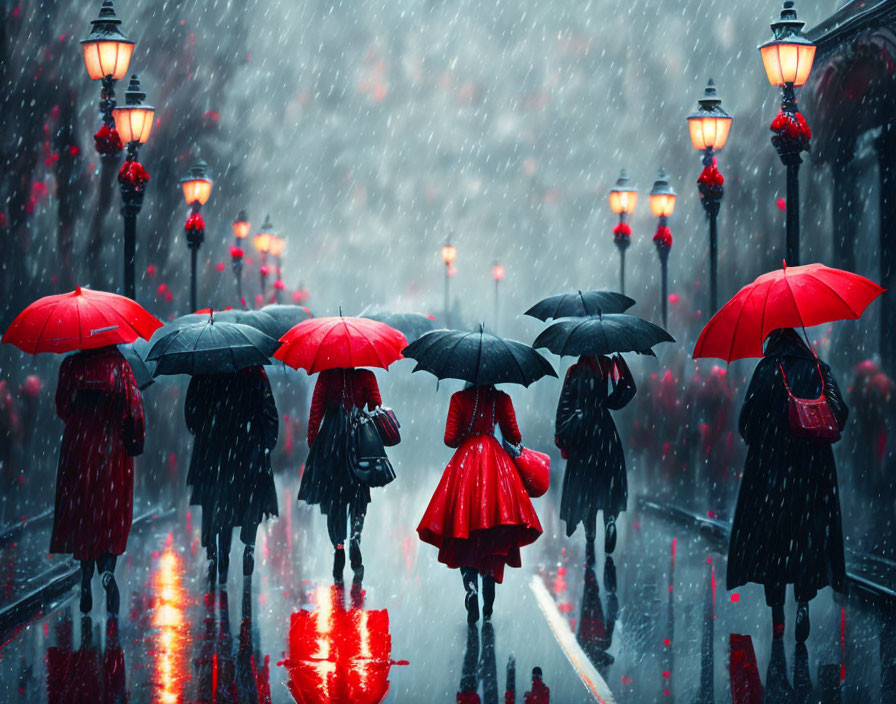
[772, 604, 785, 639]
[482, 575, 495, 621]
[101, 571, 120, 615]
[795, 601, 810, 643]
[79, 561, 94, 614]
[243, 545, 255, 577]
[349, 537, 363, 579]
[604, 515, 617, 555]
[462, 568, 479, 624]
[333, 545, 346, 582]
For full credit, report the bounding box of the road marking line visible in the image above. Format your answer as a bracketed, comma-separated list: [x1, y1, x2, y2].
[529, 574, 616, 704]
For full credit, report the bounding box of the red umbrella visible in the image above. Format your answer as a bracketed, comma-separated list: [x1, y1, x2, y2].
[693, 263, 884, 362]
[274, 316, 407, 373]
[2, 287, 163, 354]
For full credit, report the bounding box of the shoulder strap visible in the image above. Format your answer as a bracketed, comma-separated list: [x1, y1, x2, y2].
[778, 360, 825, 399]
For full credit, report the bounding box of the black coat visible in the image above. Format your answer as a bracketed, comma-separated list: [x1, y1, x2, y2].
[727, 330, 848, 595]
[185, 367, 279, 543]
[555, 354, 636, 533]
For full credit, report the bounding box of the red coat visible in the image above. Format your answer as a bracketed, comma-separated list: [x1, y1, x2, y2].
[307, 368, 381, 446]
[417, 386, 542, 582]
[49, 347, 144, 560]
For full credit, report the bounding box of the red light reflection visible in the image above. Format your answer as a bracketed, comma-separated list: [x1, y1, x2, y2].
[151, 536, 188, 703]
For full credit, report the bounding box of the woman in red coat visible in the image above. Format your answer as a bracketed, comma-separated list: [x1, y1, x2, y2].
[300, 368, 382, 580]
[50, 346, 144, 614]
[418, 385, 542, 623]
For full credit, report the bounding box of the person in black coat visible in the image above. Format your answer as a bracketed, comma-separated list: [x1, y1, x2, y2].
[186, 365, 279, 584]
[727, 329, 848, 642]
[555, 353, 636, 573]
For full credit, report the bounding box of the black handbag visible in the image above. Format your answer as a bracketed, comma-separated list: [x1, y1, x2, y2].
[346, 407, 396, 488]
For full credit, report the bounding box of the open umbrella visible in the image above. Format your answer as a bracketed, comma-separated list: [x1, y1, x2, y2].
[361, 311, 435, 342]
[693, 262, 885, 362]
[147, 320, 280, 376]
[403, 326, 556, 386]
[274, 316, 406, 373]
[168, 309, 281, 339]
[533, 314, 674, 357]
[3, 287, 162, 355]
[525, 290, 635, 322]
[118, 338, 156, 390]
[260, 304, 313, 338]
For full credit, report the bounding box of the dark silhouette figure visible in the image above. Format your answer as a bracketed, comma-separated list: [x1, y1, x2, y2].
[50, 346, 145, 614]
[524, 667, 550, 704]
[186, 366, 279, 585]
[300, 367, 382, 580]
[418, 385, 542, 623]
[555, 354, 635, 566]
[576, 564, 616, 677]
[727, 329, 848, 642]
[457, 625, 480, 703]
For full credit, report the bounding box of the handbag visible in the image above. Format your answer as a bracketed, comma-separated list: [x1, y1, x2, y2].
[346, 407, 397, 487]
[503, 439, 551, 498]
[371, 407, 401, 447]
[778, 361, 841, 443]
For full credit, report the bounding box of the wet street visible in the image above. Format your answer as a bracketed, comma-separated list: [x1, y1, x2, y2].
[0, 470, 892, 704]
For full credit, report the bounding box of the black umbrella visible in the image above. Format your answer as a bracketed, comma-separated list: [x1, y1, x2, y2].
[118, 337, 156, 390]
[361, 311, 435, 342]
[403, 326, 556, 386]
[260, 304, 313, 338]
[165, 310, 281, 339]
[525, 290, 635, 321]
[147, 320, 281, 376]
[533, 314, 674, 357]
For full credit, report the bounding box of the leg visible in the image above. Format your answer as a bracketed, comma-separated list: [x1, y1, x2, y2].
[604, 511, 618, 555]
[349, 495, 367, 576]
[327, 502, 348, 581]
[79, 560, 95, 614]
[793, 583, 816, 643]
[240, 523, 258, 577]
[97, 554, 119, 614]
[583, 513, 597, 566]
[461, 566, 479, 624]
[217, 528, 232, 585]
[481, 572, 496, 620]
[764, 582, 786, 638]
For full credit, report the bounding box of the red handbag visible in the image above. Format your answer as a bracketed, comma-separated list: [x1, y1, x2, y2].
[371, 407, 401, 447]
[778, 362, 841, 443]
[503, 440, 550, 498]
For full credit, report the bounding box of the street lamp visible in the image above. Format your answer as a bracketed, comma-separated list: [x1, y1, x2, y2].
[760, 0, 816, 266]
[688, 78, 732, 315]
[112, 74, 154, 301]
[254, 215, 274, 305]
[441, 242, 457, 328]
[231, 210, 249, 308]
[608, 170, 638, 295]
[180, 160, 213, 312]
[650, 169, 677, 328]
[269, 234, 286, 303]
[492, 261, 505, 332]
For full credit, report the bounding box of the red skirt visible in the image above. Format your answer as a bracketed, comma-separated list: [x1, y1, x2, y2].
[417, 434, 542, 582]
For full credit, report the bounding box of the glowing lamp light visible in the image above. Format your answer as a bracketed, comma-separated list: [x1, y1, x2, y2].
[441, 244, 457, 265]
[180, 160, 212, 206]
[112, 74, 154, 144]
[254, 214, 274, 253]
[492, 263, 505, 281]
[233, 210, 250, 240]
[759, 1, 816, 87]
[608, 170, 638, 215]
[649, 169, 677, 218]
[687, 79, 733, 151]
[81, 0, 134, 81]
[269, 235, 286, 257]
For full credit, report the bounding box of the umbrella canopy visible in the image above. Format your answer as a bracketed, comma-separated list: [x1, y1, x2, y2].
[533, 314, 674, 357]
[168, 309, 281, 339]
[693, 263, 885, 362]
[118, 338, 156, 390]
[403, 326, 556, 386]
[2, 287, 163, 355]
[260, 304, 314, 338]
[274, 316, 406, 373]
[525, 290, 635, 322]
[361, 311, 435, 342]
[147, 320, 280, 376]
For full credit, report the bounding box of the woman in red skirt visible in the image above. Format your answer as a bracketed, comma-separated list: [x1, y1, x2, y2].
[418, 384, 542, 623]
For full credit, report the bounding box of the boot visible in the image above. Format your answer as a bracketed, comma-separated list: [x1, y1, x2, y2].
[772, 604, 785, 639]
[482, 576, 495, 621]
[101, 571, 120, 615]
[604, 515, 617, 555]
[604, 556, 617, 594]
[333, 545, 346, 582]
[349, 537, 363, 579]
[795, 601, 810, 643]
[79, 561, 94, 614]
[585, 537, 596, 567]
[243, 545, 255, 577]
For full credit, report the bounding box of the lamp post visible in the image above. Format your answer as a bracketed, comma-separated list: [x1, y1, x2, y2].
[650, 169, 677, 328]
[269, 235, 286, 304]
[180, 160, 213, 312]
[112, 74, 154, 301]
[441, 243, 457, 328]
[688, 79, 733, 315]
[608, 170, 638, 295]
[760, 0, 816, 266]
[254, 215, 274, 305]
[492, 261, 505, 332]
[231, 210, 250, 308]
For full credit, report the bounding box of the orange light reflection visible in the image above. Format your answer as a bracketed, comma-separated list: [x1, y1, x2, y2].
[151, 536, 188, 703]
